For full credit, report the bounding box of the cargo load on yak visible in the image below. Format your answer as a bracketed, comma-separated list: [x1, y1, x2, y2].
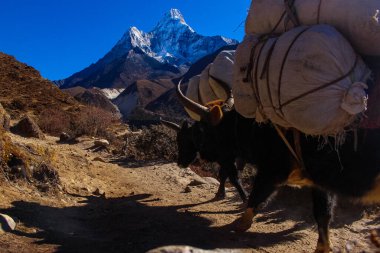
[183, 50, 235, 125]
[233, 25, 371, 136]
[245, 0, 380, 56]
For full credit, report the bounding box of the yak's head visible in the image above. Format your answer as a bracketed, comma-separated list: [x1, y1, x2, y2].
[161, 79, 233, 168]
[161, 119, 204, 168]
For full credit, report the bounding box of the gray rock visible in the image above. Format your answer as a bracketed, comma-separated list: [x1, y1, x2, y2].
[59, 132, 72, 143]
[93, 157, 106, 163]
[94, 139, 110, 148]
[11, 115, 45, 139]
[0, 214, 16, 233]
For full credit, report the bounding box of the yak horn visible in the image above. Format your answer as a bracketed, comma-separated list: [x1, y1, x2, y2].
[160, 118, 181, 132]
[176, 79, 210, 119]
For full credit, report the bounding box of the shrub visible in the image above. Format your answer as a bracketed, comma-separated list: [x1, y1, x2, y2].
[71, 106, 119, 137]
[38, 106, 120, 138]
[38, 108, 71, 136]
[126, 124, 177, 161]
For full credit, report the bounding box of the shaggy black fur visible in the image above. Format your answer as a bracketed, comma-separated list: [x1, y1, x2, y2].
[242, 121, 380, 251]
[176, 110, 253, 201]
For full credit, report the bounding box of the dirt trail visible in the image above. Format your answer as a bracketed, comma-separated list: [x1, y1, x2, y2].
[0, 134, 378, 253]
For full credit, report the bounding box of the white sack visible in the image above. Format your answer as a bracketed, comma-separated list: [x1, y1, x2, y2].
[233, 34, 259, 119]
[246, 0, 380, 56]
[185, 75, 202, 121]
[209, 50, 235, 100]
[234, 25, 371, 135]
[184, 51, 236, 121]
[199, 64, 219, 105]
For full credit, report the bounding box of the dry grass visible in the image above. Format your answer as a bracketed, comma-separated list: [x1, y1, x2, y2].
[0, 52, 80, 120]
[0, 129, 61, 193]
[38, 106, 120, 139]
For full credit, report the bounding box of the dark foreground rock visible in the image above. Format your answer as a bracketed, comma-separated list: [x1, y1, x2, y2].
[11, 115, 45, 139]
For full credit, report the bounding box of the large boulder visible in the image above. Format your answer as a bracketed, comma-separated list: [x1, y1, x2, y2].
[11, 115, 45, 139]
[147, 246, 232, 253]
[0, 103, 10, 131]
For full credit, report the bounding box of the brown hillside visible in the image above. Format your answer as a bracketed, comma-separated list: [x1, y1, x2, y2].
[0, 52, 79, 119]
[132, 79, 174, 107]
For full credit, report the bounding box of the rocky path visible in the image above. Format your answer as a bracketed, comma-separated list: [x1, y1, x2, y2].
[0, 134, 378, 253]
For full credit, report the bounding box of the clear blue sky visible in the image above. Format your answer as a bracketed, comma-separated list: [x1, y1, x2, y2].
[0, 0, 251, 80]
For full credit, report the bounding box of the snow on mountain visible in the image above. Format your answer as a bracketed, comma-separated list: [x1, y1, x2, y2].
[101, 88, 126, 100]
[112, 8, 237, 67]
[57, 8, 238, 89]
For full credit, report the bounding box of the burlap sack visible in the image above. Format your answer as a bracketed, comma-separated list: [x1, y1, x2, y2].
[185, 75, 202, 121]
[209, 50, 235, 101]
[235, 25, 371, 135]
[199, 65, 220, 105]
[184, 50, 236, 121]
[233, 34, 259, 119]
[246, 0, 380, 56]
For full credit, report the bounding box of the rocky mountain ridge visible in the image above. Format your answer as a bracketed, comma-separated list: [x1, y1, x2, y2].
[56, 9, 237, 89]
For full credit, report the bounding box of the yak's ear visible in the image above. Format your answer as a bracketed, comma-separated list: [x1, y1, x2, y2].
[181, 120, 189, 129]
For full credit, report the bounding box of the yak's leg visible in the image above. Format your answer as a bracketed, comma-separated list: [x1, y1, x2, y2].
[216, 160, 248, 201]
[230, 172, 278, 232]
[214, 167, 228, 200]
[312, 188, 335, 253]
[225, 161, 248, 202]
[215, 160, 247, 202]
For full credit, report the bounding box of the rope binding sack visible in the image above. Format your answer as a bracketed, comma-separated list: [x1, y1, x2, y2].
[233, 24, 371, 136]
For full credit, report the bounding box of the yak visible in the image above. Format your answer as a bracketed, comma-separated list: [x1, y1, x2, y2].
[229, 122, 380, 253]
[229, 57, 380, 253]
[166, 80, 380, 253]
[161, 110, 250, 202]
[161, 78, 251, 202]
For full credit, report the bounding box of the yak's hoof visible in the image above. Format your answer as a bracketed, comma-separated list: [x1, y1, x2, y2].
[231, 208, 254, 233]
[314, 242, 332, 253]
[214, 192, 226, 200]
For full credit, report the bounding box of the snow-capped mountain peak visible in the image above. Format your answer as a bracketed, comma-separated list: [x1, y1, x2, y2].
[167, 8, 186, 23]
[57, 8, 237, 89]
[128, 27, 152, 51]
[152, 8, 194, 34]
[108, 8, 237, 67]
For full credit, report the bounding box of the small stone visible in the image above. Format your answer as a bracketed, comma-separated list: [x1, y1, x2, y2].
[183, 186, 191, 193]
[0, 214, 16, 233]
[93, 157, 106, 163]
[59, 132, 72, 143]
[93, 188, 105, 196]
[345, 242, 354, 252]
[94, 139, 109, 148]
[188, 178, 207, 187]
